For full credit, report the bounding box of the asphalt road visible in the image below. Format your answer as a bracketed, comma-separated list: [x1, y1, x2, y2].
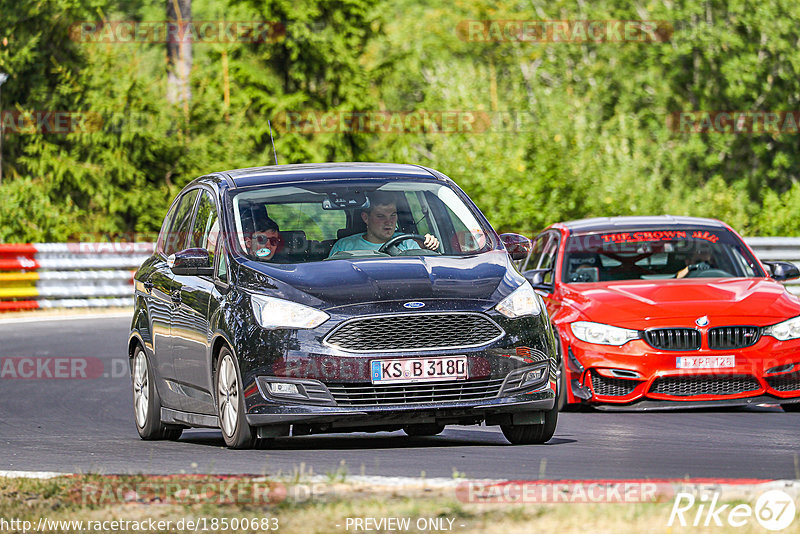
[1, 315, 798, 480]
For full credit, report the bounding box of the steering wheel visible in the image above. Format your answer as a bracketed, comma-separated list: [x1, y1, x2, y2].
[686, 265, 732, 278]
[378, 233, 433, 255]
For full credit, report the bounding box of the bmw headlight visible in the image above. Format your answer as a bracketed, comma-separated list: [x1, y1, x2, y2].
[495, 281, 542, 319]
[250, 294, 329, 330]
[571, 321, 639, 346]
[763, 316, 800, 341]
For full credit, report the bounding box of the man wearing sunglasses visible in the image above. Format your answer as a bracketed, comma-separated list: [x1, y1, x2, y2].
[245, 216, 282, 261]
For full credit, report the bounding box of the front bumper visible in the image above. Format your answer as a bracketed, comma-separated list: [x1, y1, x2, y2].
[562, 333, 800, 408]
[245, 390, 555, 427]
[236, 302, 559, 427]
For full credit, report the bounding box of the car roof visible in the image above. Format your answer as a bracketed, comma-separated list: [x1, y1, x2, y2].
[216, 162, 442, 189]
[552, 215, 729, 234]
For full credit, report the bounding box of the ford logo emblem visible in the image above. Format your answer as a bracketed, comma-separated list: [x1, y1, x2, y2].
[695, 316, 710, 327]
[403, 301, 425, 309]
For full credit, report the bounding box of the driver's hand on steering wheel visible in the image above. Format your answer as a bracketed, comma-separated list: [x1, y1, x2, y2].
[676, 261, 711, 279]
[423, 234, 440, 251]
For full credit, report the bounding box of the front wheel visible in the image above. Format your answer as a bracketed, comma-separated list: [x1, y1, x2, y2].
[131, 347, 183, 441]
[500, 405, 558, 445]
[216, 348, 259, 449]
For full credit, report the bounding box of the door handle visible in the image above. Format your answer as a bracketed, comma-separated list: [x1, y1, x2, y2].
[143, 280, 154, 293]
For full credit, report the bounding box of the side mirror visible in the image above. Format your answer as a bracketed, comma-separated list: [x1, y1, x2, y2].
[168, 248, 213, 276]
[499, 233, 532, 261]
[763, 260, 800, 282]
[523, 268, 554, 290]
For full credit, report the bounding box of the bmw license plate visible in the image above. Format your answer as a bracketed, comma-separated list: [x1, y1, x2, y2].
[676, 355, 735, 369]
[370, 356, 468, 384]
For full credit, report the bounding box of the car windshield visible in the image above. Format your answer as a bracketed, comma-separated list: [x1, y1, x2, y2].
[229, 179, 494, 263]
[562, 229, 764, 283]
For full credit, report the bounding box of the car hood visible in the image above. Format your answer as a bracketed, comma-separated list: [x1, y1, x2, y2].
[560, 278, 800, 327]
[241, 251, 518, 308]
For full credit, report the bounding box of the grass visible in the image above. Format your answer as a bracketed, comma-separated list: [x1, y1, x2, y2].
[0, 474, 791, 533]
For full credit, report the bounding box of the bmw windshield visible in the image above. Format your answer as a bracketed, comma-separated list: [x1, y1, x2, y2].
[230, 180, 495, 263]
[562, 229, 765, 283]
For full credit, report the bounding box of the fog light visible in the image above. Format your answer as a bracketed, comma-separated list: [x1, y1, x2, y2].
[267, 382, 302, 397]
[523, 368, 545, 384]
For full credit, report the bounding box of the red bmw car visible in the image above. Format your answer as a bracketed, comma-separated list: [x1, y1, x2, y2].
[523, 216, 800, 411]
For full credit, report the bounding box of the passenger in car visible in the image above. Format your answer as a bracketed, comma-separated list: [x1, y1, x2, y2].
[245, 216, 282, 260]
[328, 192, 440, 256]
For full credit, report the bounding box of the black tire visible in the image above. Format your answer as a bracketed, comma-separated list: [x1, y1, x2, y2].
[131, 346, 183, 441]
[215, 347, 258, 449]
[782, 403, 800, 412]
[500, 405, 558, 445]
[403, 424, 445, 437]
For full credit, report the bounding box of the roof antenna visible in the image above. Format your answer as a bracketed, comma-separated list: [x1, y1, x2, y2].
[268, 119, 278, 165]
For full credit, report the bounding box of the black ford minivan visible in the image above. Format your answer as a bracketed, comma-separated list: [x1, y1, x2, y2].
[128, 163, 559, 448]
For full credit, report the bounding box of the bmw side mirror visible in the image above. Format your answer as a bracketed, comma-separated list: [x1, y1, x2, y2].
[500, 233, 532, 261]
[763, 260, 800, 281]
[523, 268, 553, 290]
[169, 248, 213, 276]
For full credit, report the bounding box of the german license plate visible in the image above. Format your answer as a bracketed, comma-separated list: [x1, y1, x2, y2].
[676, 355, 735, 369]
[370, 356, 468, 384]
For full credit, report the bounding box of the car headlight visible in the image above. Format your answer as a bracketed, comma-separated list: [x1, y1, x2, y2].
[250, 294, 329, 330]
[763, 316, 800, 341]
[571, 321, 639, 346]
[495, 281, 542, 318]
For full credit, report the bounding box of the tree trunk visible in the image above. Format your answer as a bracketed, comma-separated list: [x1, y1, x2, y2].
[166, 0, 192, 106]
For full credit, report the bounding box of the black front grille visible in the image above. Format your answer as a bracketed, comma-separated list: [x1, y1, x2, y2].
[766, 372, 800, 392]
[644, 329, 701, 351]
[324, 313, 504, 352]
[326, 378, 505, 406]
[591, 373, 639, 397]
[708, 326, 760, 349]
[650, 375, 761, 396]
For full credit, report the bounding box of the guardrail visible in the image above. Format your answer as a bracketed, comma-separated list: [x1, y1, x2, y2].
[744, 237, 800, 294]
[0, 243, 153, 311]
[0, 238, 798, 311]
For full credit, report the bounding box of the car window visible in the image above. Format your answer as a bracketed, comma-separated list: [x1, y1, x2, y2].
[539, 233, 559, 284]
[266, 203, 345, 241]
[164, 189, 199, 256]
[189, 190, 219, 263]
[523, 234, 548, 271]
[562, 229, 765, 282]
[216, 240, 228, 283]
[156, 200, 180, 255]
[230, 180, 494, 263]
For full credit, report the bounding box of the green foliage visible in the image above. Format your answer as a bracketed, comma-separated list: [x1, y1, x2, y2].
[3, 0, 800, 241]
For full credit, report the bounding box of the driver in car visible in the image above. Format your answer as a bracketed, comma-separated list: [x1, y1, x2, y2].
[676, 242, 715, 279]
[328, 192, 440, 256]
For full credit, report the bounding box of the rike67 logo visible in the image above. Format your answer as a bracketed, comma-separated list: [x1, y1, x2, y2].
[668, 489, 796, 531]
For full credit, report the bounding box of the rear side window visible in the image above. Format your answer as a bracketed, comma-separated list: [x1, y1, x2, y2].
[189, 190, 220, 267]
[156, 201, 179, 254]
[164, 189, 199, 255]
